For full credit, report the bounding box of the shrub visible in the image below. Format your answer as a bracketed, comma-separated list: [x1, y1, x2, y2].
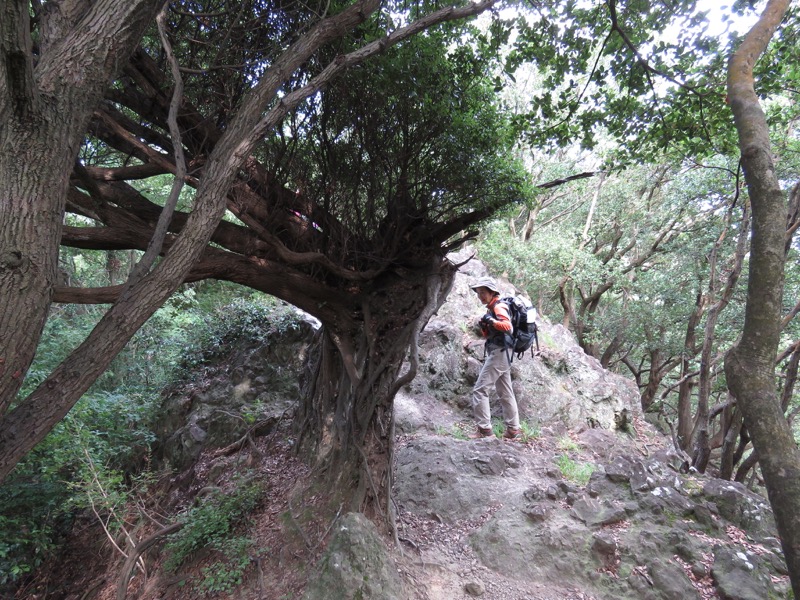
[163, 476, 263, 576]
[0, 477, 65, 587]
[198, 537, 256, 595]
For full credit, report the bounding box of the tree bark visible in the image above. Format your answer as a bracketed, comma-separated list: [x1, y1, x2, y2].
[719, 401, 743, 481]
[640, 349, 664, 412]
[677, 291, 704, 449]
[0, 0, 166, 416]
[779, 341, 800, 413]
[724, 1, 800, 594]
[734, 446, 759, 484]
[294, 257, 455, 526]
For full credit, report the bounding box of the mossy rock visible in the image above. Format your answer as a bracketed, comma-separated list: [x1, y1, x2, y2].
[303, 513, 408, 600]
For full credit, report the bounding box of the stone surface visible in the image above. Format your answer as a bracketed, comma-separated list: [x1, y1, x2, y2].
[571, 497, 627, 527]
[402, 249, 642, 434]
[154, 306, 316, 469]
[464, 580, 486, 596]
[647, 558, 700, 600]
[393, 436, 526, 523]
[702, 479, 777, 540]
[392, 427, 787, 600]
[711, 546, 776, 600]
[303, 513, 409, 600]
[604, 455, 634, 483]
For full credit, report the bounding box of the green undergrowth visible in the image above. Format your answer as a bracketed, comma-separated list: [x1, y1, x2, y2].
[164, 475, 264, 595]
[554, 435, 594, 485]
[555, 454, 594, 486]
[0, 289, 282, 592]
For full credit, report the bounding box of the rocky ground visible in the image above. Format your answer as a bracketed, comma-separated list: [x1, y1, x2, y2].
[392, 430, 622, 600]
[26, 392, 787, 600]
[15, 250, 793, 599]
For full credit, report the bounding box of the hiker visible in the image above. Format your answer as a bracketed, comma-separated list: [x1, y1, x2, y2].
[469, 277, 521, 440]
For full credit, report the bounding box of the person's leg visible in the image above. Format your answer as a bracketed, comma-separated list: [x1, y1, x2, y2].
[493, 352, 520, 431]
[472, 351, 500, 431]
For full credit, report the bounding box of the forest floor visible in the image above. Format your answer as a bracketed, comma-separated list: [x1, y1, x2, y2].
[18, 419, 604, 600]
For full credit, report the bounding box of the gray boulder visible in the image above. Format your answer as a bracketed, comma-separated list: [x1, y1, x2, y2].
[712, 546, 780, 600]
[703, 479, 777, 540]
[398, 248, 642, 435]
[571, 496, 627, 527]
[646, 558, 700, 600]
[154, 306, 317, 469]
[303, 513, 409, 600]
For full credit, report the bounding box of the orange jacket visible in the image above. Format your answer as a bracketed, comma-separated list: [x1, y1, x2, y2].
[483, 296, 512, 335]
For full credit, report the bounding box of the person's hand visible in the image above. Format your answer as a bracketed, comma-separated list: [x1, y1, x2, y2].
[479, 313, 493, 334]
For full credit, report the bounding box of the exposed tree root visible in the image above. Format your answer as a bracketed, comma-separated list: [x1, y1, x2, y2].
[116, 522, 183, 600]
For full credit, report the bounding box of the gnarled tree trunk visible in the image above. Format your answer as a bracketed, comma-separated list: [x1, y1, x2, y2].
[0, 0, 390, 481]
[294, 258, 455, 527]
[2, 0, 500, 483]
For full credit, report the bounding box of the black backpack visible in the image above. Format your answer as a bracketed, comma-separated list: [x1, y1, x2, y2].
[499, 296, 539, 361]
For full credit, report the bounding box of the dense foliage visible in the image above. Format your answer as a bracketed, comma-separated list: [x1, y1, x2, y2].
[473, 4, 800, 490]
[0, 289, 280, 590]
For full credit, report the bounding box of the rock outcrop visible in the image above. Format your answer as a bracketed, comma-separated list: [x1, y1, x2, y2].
[398, 248, 640, 436]
[303, 513, 410, 600]
[153, 306, 317, 469]
[390, 432, 787, 600]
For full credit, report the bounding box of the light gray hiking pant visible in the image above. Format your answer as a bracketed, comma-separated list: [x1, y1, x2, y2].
[472, 347, 520, 430]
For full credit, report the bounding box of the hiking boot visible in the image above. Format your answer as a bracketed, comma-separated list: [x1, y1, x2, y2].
[503, 427, 521, 440]
[469, 427, 494, 439]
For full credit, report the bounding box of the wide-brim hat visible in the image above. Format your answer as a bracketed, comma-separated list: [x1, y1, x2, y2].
[469, 277, 501, 295]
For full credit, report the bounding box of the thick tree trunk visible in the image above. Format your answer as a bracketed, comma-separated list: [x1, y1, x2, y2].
[0, 0, 166, 479]
[0, 132, 64, 410]
[724, 1, 800, 595]
[294, 259, 455, 528]
[0, 0, 165, 415]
